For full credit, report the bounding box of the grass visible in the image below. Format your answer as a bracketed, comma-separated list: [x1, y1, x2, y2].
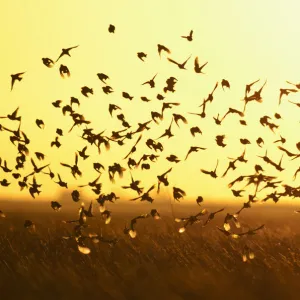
[0, 203, 300, 299]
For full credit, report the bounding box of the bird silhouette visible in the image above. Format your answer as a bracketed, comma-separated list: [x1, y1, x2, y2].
[221, 79, 230, 90]
[279, 88, 297, 105]
[181, 30, 193, 41]
[173, 187, 186, 202]
[167, 55, 191, 70]
[137, 52, 147, 61]
[201, 160, 219, 178]
[81, 86, 93, 97]
[108, 24, 115, 33]
[130, 185, 155, 203]
[59, 64, 70, 78]
[142, 73, 157, 88]
[194, 57, 208, 74]
[11, 72, 25, 91]
[184, 146, 206, 160]
[157, 44, 171, 57]
[97, 73, 109, 84]
[56, 45, 79, 62]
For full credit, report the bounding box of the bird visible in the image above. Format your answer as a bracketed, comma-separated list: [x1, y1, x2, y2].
[161, 102, 180, 115]
[59, 64, 70, 78]
[203, 208, 224, 227]
[194, 57, 208, 74]
[102, 85, 114, 94]
[24, 220, 35, 230]
[60, 153, 82, 178]
[42, 58, 55, 68]
[35, 119, 45, 129]
[81, 86, 93, 97]
[124, 214, 149, 238]
[279, 88, 297, 105]
[51, 136, 61, 148]
[97, 73, 109, 84]
[166, 155, 181, 163]
[256, 137, 264, 147]
[141, 96, 151, 102]
[109, 104, 121, 117]
[173, 187, 186, 202]
[221, 79, 230, 90]
[185, 146, 206, 160]
[11, 72, 25, 91]
[56, 45, 79, 62]
[175, 209, 208, 233]
[196, 196, 204, 206]
[52, 100, 62, 108]
[137, 52, 147, 61]
[181, 30, 193, 41]
[130, 185, 155, 203]
[222, 161, 237, 178]
[70, 97, 80, 107]
[190, 126, 202, 137]
[245, 79, 260, 97]
[122, 172, 144, 195]
[122, 92, 134, 100]
[108, 24, 115, 33]
[156, 119, 174, 139]
[0, 107, 21, 122]
[78, 146, 89, 160]
[167, 55, 191, 70]
[201, 160, 219, 178]
[51, 201, 62, 211]
[157, 168, 172, 193]
[216, 135, 226, 147]
[157, 44, 171, 57]
[142, 73, 157, 88]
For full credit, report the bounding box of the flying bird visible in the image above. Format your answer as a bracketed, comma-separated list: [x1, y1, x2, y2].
[168, 55, 191, 70]
[194, 57, 208, 74]
[157, 44, 171, 57]
[11, 72, 25, 91]
[56, 45, 79, 62]
[181, 30, 193, 41]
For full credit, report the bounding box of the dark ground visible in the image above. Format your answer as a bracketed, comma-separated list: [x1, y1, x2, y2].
[0, 201, 300, 300]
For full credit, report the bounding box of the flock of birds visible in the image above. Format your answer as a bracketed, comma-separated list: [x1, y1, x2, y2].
[1, 25, 300, 261]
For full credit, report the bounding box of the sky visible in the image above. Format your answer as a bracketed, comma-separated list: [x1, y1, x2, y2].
[0, 0, 300, 206]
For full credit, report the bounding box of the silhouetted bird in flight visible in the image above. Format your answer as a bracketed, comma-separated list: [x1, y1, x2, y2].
[194, 57, 207, 74]
[279, 88, 297, 105]
[157, 44, 171, 57]
[167, 55, 191, 70]
[201, 160, 219, 178]
[56, 45, 79, 62]
[11, 72, 25, 91]
[221, 79, 230, 90]
[59, 64, 70, 78]
[181, 30, 193, 41]
[137, 52, 147, 61]
[42, 58, 54, 68]
[0, 107, 21, 122]
[142, 73, 157, 88]
[81, 86, 93, 97]
[185, 146, 206, 160]
[130, 185, 155, 203]
[108, 24, 115, 33]
[97, 73, 109, 84]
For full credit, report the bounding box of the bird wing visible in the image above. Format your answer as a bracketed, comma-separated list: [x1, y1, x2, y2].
[167, 58, 180, 66]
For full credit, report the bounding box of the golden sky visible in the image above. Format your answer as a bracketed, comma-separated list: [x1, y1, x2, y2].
[1, 0, 300, 205]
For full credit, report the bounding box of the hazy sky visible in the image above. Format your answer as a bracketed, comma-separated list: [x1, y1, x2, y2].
[1, 0, 300, 205]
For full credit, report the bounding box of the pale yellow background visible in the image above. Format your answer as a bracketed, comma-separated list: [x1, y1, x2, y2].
[0, 0, 299, 206]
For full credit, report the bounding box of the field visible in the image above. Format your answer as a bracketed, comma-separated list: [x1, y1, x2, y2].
[1, 201, 300, 300]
